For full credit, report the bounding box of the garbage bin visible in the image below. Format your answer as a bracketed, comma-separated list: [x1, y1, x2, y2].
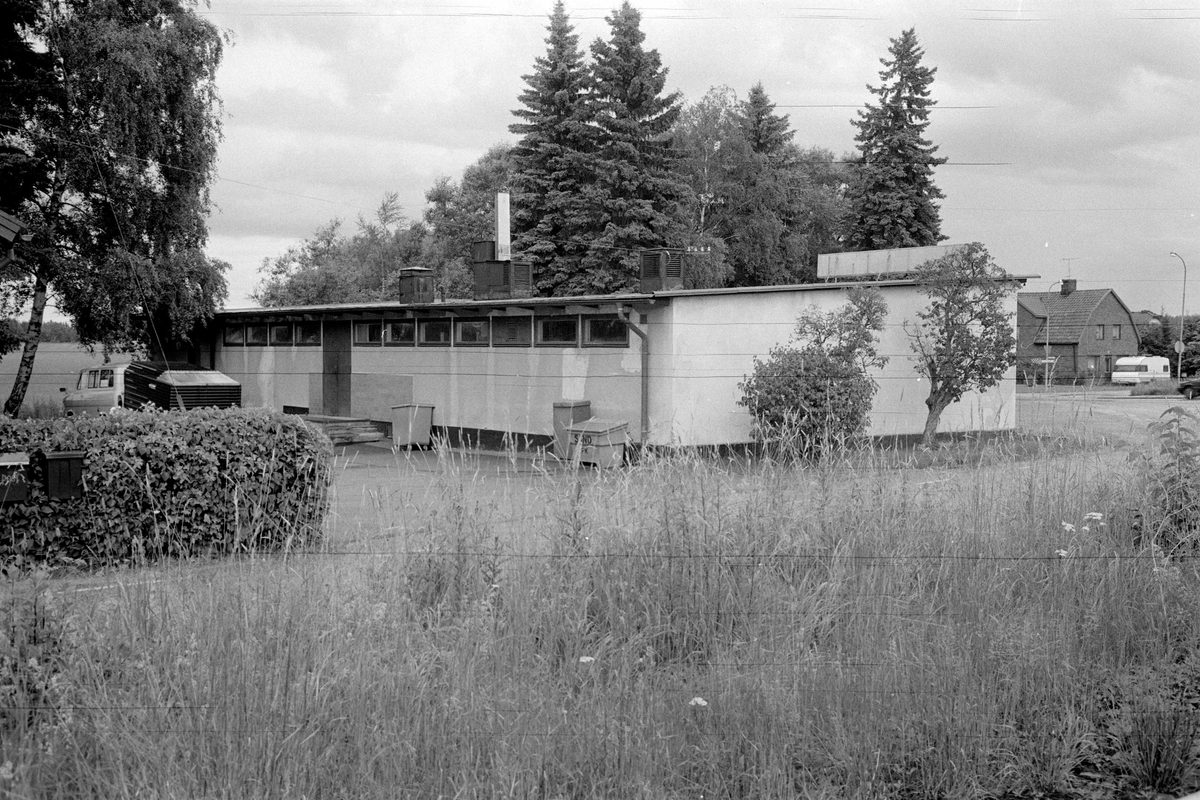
[552, 400, 592, 459]
[566, 419, 628, 468]
[40, 450, 84, 499]
[392, 404, 435, 448]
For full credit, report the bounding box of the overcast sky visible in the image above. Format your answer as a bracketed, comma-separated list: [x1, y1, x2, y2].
[196, 0, 1200, 316]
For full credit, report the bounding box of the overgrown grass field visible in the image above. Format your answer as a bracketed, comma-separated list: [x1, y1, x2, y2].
[4, 408, 1200, 798]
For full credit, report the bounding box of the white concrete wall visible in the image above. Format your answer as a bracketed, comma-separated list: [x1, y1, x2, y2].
[351, 344, 641, 437]
[645, 285, 1017, 446]
[216, 345, 323, 411]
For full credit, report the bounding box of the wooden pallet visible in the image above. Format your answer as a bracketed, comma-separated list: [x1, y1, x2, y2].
[303, 415, 384, 446]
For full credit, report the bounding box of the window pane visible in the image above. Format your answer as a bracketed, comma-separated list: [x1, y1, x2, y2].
[419, 319, 451, 345]
[99, 369, 114, 389]
[270, 323, 293, 346]
[584, 317, 628, 346]
[492, 317, 532, 346]
[354, 322, 383, 345]
[455, 320, 489, 345]
[537, 317, 578, 345]
[223, 325, 245, 346]
[1094, 325, 1104, 340]
[385, 320, 415, 345]
[296, 322, 322, 345]
[1111, 325, 1121, 340]
[246, 324, 268, 346]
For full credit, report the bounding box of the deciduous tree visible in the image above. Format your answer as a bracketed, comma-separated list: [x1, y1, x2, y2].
[905, 243, 1016, 446]
[845, 28, 947, 251]
[1, 0, 227, 416]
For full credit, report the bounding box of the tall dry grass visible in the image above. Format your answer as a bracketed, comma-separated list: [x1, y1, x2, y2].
[3, 438, 1199, 798]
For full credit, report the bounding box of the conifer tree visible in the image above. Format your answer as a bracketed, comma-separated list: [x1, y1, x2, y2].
[576, 1, 684, 295]
[741, 82, 793, 159]
[508, 1, 595, 295]
[845, 28, 947, 251]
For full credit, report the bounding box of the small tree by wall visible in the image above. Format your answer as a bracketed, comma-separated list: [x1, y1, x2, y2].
[739, 288, 887, 456]
[905, 243, 1017, 446]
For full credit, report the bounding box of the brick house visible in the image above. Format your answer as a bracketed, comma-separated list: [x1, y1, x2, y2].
[1016, 280, 1140, 383]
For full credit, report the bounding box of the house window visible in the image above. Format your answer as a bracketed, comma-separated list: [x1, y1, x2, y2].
[353, 321, 383, 345]
[296, 322, 322, 346]
[583, 316, 629, 347]
[455, 319, 490, 346]
[419, 318, 451, 345]
[1111, 324, 1121, 340]
[223, 325, 245, 346]
[384, 320, 415, 346]
[536, 317, 578, 346]
[492, 317, 532, 346]
[269, 323, 293, 346]
[1094, 325, 1105, 340]
[245, 324, 269, 346]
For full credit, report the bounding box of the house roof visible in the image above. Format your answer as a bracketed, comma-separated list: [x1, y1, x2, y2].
[219, 274, 1036, 321]
[1017, 289, 1132, 344]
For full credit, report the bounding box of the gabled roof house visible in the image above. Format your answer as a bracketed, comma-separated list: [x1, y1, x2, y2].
[1016, 280, 1140, 383]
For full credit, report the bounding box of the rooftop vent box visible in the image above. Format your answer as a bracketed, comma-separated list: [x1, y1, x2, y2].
[640, 248, 684, 292]
[472, 260, 532, 300]
[471, 240, 496, 263]
[399, 267, 435, 304]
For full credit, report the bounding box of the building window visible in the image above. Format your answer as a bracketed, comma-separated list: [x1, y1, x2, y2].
[1105, 355, 1113, 375]
[536, 317, 578, 346]
[245, 324, 269, 346]
[1111, 324, 1121, 340]
[1094, 325, 1105, 340]
[269, 323, 293, 346]
[296, 322, 322, 346]
[384, 320, 415, 346]
[492, 316, 532, 346]
[223, 325, 245, 346]
[455, 319, 490, 346]
[419, 318, 451, 345]
[353, 321, 383, 345]
[583, 316, 629, 347]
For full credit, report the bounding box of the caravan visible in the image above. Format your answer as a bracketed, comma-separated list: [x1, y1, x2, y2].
[1110, 356, 1171, 385]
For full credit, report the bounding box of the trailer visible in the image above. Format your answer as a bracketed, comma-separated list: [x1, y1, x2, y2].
[1110, 356, 1171, 385]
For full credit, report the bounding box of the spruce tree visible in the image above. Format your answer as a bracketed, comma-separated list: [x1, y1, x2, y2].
[576, 1, 684, 295]
[741, 82, 793, 159]
[845, 28, 947, 251]
[508, 1, 595, 295]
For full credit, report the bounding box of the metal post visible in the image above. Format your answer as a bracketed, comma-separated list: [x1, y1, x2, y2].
[1044, 280, 1061, 390]
[1171, 252, 1187, 379]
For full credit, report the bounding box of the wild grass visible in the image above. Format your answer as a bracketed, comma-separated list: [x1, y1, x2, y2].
[3, 435, 1200, 798]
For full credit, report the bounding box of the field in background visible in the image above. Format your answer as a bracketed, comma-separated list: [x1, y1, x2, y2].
[0, 344, 131, 414]
[4, 392, 1200, 798]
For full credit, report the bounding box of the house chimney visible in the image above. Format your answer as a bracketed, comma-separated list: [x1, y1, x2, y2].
[1060, 279, 1077, 296]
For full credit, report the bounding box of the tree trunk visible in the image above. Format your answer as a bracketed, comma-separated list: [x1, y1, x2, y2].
[921, 394, 952, 448]
[4, 273, 49, 417]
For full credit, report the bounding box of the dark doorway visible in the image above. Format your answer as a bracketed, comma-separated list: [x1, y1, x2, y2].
[322, 322, 352, 416]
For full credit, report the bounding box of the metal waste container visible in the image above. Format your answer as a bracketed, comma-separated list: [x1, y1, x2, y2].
[567, 419, 628, 468]
[552, 400, 591, 459]
[392, 404, 435, 448]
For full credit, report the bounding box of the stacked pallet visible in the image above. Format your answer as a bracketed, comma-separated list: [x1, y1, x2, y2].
[303, 415, 384, 446]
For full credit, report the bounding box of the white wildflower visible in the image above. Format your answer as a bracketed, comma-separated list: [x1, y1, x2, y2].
[578, 656, 594, 664]
[0, 761, 13, 781]
[1055, 549, 1069, 558]
[689, 696, 708, 707]
[1061, 522, 1075, 532]
[1084, 512, 1104, 521]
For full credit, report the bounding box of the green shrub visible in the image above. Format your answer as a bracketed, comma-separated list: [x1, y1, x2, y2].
[739, 345, 875, 455]
[1133, 406, 1200, 557]
[0, 407, 333, 570]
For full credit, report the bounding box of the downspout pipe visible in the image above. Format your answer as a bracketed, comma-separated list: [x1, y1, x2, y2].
[617, 305, 650, 447]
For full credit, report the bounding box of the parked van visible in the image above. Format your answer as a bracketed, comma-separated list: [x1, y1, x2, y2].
[62, 361, 241, 416]
[1110, 355, 1171, 385]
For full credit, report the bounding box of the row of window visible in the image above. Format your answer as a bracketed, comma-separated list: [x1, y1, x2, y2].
[224, 322, 322, 347]
[1094, 324, 1122, 341]
[222, 316, 630, 349]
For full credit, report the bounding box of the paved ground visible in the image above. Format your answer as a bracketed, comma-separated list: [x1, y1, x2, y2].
[1016, 384, 1192, 446]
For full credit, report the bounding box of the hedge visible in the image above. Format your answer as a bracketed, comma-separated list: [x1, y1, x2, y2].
[0, 407, 333, 571]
